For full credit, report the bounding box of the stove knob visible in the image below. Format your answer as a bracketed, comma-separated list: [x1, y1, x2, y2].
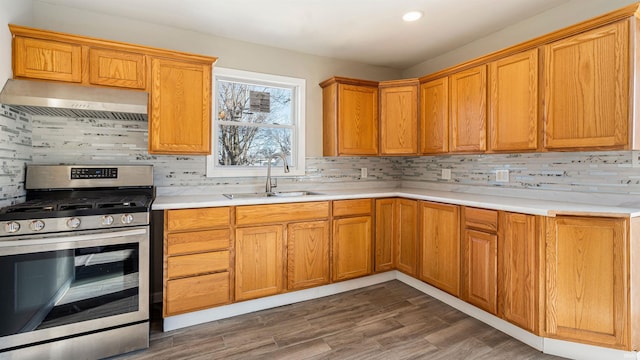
[121, 214, 134, 224]
[30, 220, 45, 232]
[66, 217, 81, 229]
[5, 221, 20, 233]
[101, 215, 114, 226]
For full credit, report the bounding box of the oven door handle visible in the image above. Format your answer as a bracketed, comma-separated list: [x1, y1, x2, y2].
[0, 228, 148, 253]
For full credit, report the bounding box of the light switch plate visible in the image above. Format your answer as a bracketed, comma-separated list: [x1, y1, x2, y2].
[496, 169, 509, 183]
[361, 167, 368, 179]
[633, 151, 640, 168]
[441, 169, 451, 180]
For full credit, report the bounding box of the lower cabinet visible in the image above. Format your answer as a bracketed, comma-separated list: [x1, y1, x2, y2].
[287, 220, 331, 290]
[462, 207, 498, 314]
[499, 212, 541, 334]
[545, 216, 629, 349]
[163, 207, 232, 317]
[235, 225, 284, 301]
[332, 199, 373, 281]
[235, 202, 330, 300]
[375, 198, 418, 275]
[418, 201, 460, 296]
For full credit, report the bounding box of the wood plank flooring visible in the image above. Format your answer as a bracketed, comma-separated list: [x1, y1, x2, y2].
[117, 280, 565, 359]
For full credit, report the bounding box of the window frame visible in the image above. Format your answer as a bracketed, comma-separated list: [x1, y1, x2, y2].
[206, 67, 306, 178]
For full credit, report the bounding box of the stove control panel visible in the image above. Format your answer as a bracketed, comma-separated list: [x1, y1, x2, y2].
[0, 212, 149, 236]
[71, 167, 118, 179]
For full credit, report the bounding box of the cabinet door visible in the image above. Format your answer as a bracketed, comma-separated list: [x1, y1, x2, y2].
[165, 272, 230, 316]
[332, 216, 373, 281]
[396, 199, 418, 276]
[545, 217, 627, 349]
[418, 201, 460, 296]
[462, 229, 498, 314]
[488, 49, 538, 151]
[499, 212, 539, 333]
[375, 199, 395, 272]
[380, 84, 418, 155]
[338, 84, 379, 155]
[544, 21, 628, 149]
[287, 221, 330, 290]
[235, 225, 284, 301]
[450, 65, 487, 152]
[88, 48, 146, 89]
[149, 58, 211, 154]
[13, 36, 82, 82]
[420, 78, 449, 154]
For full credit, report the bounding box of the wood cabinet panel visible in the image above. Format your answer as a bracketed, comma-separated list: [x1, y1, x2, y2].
[488, 49, 538, 151]
[235, 225, 284, 301]
[167, 251, 229, 279]
[545, 216, 628, 349]
[13, 36, 82, 82]
[499, 212, 540, 333]
[236, 202, 329, 226]
[464, 207, 498, 232]
[543, 21, 629, 149]
[450, 65, 487, 152]
[338, 84, 379, 155]
[165, 272, 230, 316]
[375, 199, 395, 272]
[420, 77, 449, 154]
[418, 201, 460, 296]
[88, 48, 146, 89]
[332, 216, 373, 281]
[287, 221, 330, 290]
[149, 57, 211, 154]
[380, 81, 419, 155]
[396, 199, 418, 276]
[332, 199, 372, 217]
[462, 229, 498, 314]
[166, 207, 230, 231]
[166, 229, 230, 256]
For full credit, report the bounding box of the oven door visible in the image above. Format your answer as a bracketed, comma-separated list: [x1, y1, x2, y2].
[0, 227, 149, 352]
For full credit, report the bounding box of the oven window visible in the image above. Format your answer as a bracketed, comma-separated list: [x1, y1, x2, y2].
[0, 244, 139, 337]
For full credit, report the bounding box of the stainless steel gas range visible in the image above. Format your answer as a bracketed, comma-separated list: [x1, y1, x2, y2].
[0, 165, 154, 360]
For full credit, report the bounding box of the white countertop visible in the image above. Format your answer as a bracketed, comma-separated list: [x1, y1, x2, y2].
[152, 187, 640, 218]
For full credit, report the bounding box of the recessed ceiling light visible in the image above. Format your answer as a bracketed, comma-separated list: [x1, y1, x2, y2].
[402, 11, 423, 22]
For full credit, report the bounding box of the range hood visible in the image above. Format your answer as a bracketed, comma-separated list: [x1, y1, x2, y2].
[0, 79, 148, 121]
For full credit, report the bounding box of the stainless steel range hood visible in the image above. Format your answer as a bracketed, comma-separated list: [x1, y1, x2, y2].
[0, 79, 148, 121]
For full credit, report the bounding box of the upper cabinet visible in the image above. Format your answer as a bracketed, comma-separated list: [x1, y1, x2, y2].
[88, 48, 146, 89]
[543, 21, 629, 150]
[488, 49, 538, 152]
[13, 36, 82, 83]
[9, 24, 217, 155]
[379, 79, 419, 155]
[420, 77, 449, 154]
[321, 77, 379, 156]
[449, 65, 487, 153]
[149, 58, 211, 154]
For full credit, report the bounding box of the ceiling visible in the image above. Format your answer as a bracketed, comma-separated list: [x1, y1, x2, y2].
[39, 0, 571, 69]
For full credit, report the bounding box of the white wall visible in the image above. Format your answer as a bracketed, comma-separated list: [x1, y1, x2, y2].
[403, 0, 639, 77]
[0, 0, 32, 84]
[29, 1, 401, 157]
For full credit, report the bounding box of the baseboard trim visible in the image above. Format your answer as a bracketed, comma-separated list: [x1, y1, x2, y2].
[163, 271, 639, 360]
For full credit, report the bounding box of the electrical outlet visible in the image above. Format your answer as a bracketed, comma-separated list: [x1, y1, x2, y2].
[361, 167, 368, 179]
[496, 169, 509, 183]
[633, 151, 640, 168]
[441, 169, 451, 180]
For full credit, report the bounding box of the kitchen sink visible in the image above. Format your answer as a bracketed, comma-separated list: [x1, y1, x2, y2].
[223, 191, 323, 199]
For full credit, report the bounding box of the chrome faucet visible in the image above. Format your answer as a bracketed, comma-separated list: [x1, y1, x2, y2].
[265, 153, 290, 193]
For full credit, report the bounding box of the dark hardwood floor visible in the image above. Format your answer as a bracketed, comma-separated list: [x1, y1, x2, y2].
[118, 280, 566, 359]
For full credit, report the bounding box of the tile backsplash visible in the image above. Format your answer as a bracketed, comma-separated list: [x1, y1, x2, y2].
[0, 108, 639, 205]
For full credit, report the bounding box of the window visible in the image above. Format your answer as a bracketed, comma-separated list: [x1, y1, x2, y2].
[206, 68, 305, 177]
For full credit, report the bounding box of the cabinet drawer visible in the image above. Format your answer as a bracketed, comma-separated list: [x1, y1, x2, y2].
[236, 202, 329, 225]
[464, 207, 498, 232]
[167, 251, 229, 279]
[167, 229, 230, 256]
[166, 207, 230, 231]
[165, 272, 230, 316]
[333, 199, 372, 217]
